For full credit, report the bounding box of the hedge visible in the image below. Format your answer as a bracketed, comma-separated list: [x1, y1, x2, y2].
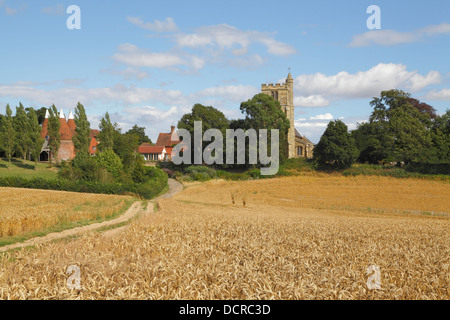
[0, 173, 168, 199]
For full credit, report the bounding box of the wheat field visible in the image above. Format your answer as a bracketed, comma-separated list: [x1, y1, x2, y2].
[0, 176, 448, 299]
[0, 188, 132, 238]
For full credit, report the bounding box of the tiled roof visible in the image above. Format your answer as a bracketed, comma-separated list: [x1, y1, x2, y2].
[138, 145, 165, 154]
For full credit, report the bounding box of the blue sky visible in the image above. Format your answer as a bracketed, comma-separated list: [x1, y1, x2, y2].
[1, 0, 449, 143]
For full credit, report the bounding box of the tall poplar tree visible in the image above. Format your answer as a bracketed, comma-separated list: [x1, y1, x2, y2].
[47, 105, 61, 166]
[14, 103, 30, 160]
[0, 104, 16, 166]
[98, 112, 115, 151]
[72, 102, 91, 156]
[27, 108, 45, 169]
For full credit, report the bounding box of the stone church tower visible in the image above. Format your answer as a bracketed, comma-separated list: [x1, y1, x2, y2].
[261, 72, 296, 158]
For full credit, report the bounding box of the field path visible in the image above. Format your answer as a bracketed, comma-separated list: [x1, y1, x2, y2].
[0, 179, 183, 252]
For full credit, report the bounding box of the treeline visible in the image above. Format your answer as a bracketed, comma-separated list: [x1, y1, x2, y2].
[0, 103, 46, 168]
[313, 90, 450, 174]
[0, 102, 167, 199]
[56, 106, 167, 198]
[176, 93, 290, 170]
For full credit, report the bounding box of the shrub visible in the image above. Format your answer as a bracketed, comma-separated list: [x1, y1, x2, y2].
[95, 149, 124, 179]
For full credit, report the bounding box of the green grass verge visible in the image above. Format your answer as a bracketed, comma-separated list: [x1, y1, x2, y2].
[0, 158, 58, 179]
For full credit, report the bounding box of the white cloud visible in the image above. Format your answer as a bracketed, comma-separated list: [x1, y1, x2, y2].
[175, 24, 296, 57]
[309, 113, 333, 120]
[112, 43, 205, 72]
[0, 83, 187, 107]
[294, 95, 330, 107]
[293, 63, 441, 105]
[197, 85, 259, 103]
[425, 88, 450, 100]
[350, 22, 450, 47]
[127, 16, 178, 33]
[113, 44, 185, 68]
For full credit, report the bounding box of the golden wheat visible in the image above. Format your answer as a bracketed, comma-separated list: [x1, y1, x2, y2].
[0, 187, 132, 238]
[0, 176, 448, 299]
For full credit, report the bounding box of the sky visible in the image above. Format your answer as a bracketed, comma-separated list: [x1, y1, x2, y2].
[0, 0, 449, 143]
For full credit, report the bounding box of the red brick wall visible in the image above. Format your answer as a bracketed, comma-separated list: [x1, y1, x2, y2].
[57, 140, 75, 162]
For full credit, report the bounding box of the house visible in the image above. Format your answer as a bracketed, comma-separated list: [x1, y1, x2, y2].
[40, 109, 99, 162]
[137, 126, 182, 162]
[138, 143, 168, 161]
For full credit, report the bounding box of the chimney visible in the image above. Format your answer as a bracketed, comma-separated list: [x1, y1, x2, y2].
[171, 126, 175, 133]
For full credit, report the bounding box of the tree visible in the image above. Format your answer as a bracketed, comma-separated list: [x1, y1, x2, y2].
[98, 112, 116, 151]
[177, 104, 230, 163]
[26, 106, 47, 125]
[14, 103, 30, 160]
[126, 125, 152, 145]
[47, 105, 61, 166]
[0, 104, 16, 165]
[239, 93, 290, 163]
[407, 97, 437, 119]
[313, 120, 358, 170]
[426, 109, 450, 163]
[27, 108, 45, 169]
[72, 102, 91, 156]
[95, 149, 124, 179]
[114, 132, 141, 172]
[368, 90, 432, 164]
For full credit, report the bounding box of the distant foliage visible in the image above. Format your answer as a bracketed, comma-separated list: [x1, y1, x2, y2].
[313, 120, 358, 170]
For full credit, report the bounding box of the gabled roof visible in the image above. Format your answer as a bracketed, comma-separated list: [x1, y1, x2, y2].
[156, 133, 180, 147]
[90, 129, 99, 139]
[138, 145, 166, 154]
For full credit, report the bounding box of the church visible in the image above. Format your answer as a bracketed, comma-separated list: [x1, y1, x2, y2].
[261, 72, 314, 159]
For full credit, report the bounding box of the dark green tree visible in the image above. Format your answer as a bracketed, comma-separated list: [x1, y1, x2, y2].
[98, 112, 116, 151]
[114, 132, 141, 173]
[72, 102, 91, 156]
[27, 108, 45, 169]
[0, 104, 16, 165]
[369, 89, 432, 164]
[239, 93, 290, 163]
[26, 107, 47, 125]
[426, 109, 450, 163]
[14, 103, 30, 160]
[178, 104, 230, 164]
[47, 105, 61, 166]
[313, 120, 358, 170]
[126, 125, 152, 145]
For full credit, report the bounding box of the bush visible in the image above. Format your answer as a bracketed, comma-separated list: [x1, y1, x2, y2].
[95, 149, 124, 179]
[405, 162, 450, 175]
[183, 165, 217, 181]
[1, 167, 168, 199]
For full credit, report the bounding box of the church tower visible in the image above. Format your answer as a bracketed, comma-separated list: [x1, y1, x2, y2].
[261, 71, 295, 158]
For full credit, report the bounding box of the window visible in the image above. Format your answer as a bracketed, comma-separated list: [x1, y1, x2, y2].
[297, 146, 303, 156]
[271, 91, 278, 101]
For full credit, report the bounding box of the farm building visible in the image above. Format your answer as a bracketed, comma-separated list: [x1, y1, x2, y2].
[40, 109, 99, 162]
[138, 144, 169, 161]
[138, 125, 180, 162]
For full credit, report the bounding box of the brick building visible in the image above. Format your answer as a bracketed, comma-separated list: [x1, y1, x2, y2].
[40, 109, 99, 162]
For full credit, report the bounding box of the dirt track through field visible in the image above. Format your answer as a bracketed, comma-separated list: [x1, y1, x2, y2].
[0, 179, 183, 252]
